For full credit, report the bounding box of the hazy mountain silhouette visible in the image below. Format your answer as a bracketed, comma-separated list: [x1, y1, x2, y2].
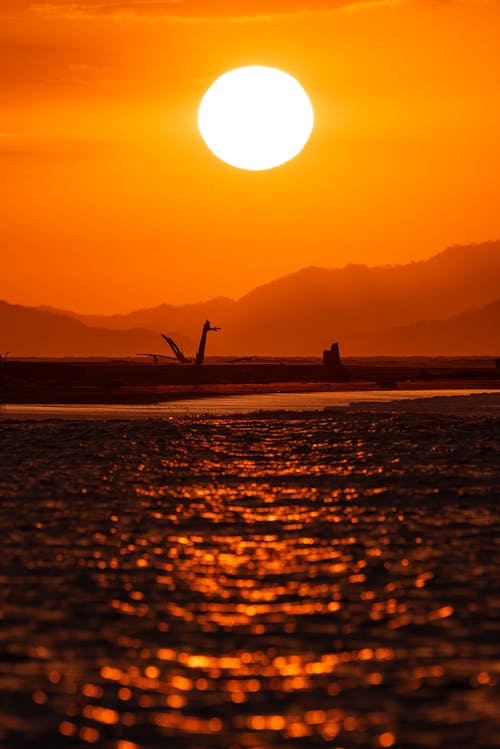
[78, 297, 235, 338]
[213, 241, 500, 355]
[0, 300, 193, 357]
[367, 299, 500, 356]
[2, 241, 499, 356]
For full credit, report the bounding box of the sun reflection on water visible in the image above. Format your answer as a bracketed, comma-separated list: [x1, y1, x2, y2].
[0, 413, 499, 748]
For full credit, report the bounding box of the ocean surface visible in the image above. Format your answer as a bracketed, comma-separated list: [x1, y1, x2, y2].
[0, 410, 499, 749]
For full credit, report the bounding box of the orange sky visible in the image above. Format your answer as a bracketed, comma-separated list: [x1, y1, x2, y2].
[1, 0, 499, 313]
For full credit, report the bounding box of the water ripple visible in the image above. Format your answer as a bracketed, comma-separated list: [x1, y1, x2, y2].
[0, 413, 498, 748]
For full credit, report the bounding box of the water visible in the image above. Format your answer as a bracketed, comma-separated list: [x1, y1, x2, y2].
[0, 412, 499, 749]
[1, 388, 499, 418]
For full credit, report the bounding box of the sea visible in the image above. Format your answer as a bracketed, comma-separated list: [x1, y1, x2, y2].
[0, 392, 499, 749]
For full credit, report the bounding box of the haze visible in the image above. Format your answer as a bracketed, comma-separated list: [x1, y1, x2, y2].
[1, 0, 499, 314]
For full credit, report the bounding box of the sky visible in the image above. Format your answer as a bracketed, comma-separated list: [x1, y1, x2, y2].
[1, 0, 499, 313]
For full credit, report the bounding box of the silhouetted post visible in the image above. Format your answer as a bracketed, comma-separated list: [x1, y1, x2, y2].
[323, 342, 342, 369]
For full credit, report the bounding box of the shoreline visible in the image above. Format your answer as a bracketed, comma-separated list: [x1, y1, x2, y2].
[0, 379, 500, 406]
[2, 391, 500, 420]
[1, 359, 499, 405]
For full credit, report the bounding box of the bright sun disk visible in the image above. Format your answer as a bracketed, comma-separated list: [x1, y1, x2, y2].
[198, 66, 314, 171]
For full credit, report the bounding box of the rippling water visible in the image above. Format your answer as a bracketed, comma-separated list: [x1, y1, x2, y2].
[0, 413, 499, 749]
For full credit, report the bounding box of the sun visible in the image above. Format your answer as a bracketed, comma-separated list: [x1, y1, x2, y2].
[198, 66, 314, 172]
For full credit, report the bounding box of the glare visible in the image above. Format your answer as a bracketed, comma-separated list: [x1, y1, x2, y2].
[198, 66, 314, 171]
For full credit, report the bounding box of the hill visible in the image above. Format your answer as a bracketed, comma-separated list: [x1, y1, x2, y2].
[368, 299, 500, 356]
[0, 301, 193, 357]
[214, 241, 500, 354]
[2, 241, 499, 356]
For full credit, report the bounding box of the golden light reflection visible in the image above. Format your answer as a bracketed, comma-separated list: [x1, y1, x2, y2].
[8, 417, 498, 749]
[0, 416, 499, 749]
[69, 468, 444, 748]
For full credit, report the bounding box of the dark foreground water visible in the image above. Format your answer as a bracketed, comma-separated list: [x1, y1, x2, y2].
[0, 413, 499, 749]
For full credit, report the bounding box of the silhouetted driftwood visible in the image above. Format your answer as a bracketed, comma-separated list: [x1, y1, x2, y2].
[195, 321, 220, 366]
[161, 335, 192, 364]
[137, 353, 175, 364]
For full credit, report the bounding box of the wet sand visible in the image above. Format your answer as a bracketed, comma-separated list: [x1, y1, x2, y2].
[345, 391, 500, 416]
[2, 390, 500, 421]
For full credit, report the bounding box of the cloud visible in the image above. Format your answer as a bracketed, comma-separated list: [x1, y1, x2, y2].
[3, 0, 403, 19]
[3, 0, 493, 20]
[0, 134, 113, 163]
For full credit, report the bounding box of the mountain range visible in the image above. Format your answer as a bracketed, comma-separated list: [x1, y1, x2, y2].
[1, 241, 499, 357]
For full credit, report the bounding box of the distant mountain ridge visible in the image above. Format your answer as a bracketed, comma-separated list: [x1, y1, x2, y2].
[76, 297, 236, 337]
[0, 301, 194, 358]
[1, 241, 499, 356]
[223, 242, 500, 353]
[359, 299, 500, 356]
